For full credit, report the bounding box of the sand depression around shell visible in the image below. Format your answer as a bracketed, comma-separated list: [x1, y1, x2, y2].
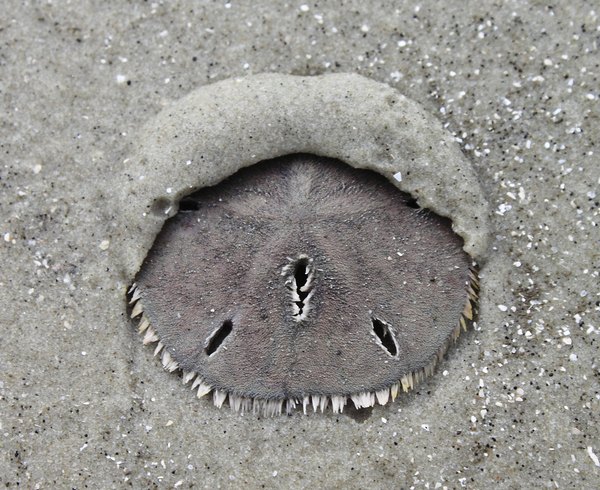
[118, 74, 490, 415]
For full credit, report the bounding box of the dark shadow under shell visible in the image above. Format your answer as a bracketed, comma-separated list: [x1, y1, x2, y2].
[131, 154, 476, 412]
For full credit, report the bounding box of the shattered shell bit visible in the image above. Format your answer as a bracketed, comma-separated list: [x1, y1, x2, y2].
[128, 155, 481, 416]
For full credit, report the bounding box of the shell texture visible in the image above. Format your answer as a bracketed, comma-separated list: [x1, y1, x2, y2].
[130, 154, 479, 415]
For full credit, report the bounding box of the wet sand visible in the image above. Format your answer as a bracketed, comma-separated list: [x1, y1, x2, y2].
[1, 2, 598, 488]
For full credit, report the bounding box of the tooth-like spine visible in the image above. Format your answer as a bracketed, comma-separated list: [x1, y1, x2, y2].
[311, 395, 320, 413]
[275, 400, 284, 416]
[351, 392, 374, 409]
[463, 301, 473, 320]
[196, 381, 212, 398]
[161, 350, 179, 372]
[425, 362, 435, 378]
[356, 393, 363, 408]
[129, 288, 141, 304]
[263, 400, 271, 417]
[376, 388, 389, 406]
[153, 341, 164, 356]
[319, 396, 328, 413]
[263, 399, 283, 417]
[213, 389, 227, 408]
[303, 396, 310, 415]
[130, 302, 143, 318]
[128, 283, 137, 294]
[331, 395, 346, 414]
[369, 392, 375, 407]
[143, 327, 159, 345]
[230, 395, 242, 412]
[161, 349, 172, 367]
[286, 398, 297, 415]
[182, 371, 196, 385]
[138, 315, 150, 334]
[390, 383, 399, 401]
[240, 398, 252, 414]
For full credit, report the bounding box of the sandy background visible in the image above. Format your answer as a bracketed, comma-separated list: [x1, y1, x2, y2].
[1, 1, 598, 488]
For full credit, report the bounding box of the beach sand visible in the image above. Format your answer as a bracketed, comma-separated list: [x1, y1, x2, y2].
[1, 1, 598, 488]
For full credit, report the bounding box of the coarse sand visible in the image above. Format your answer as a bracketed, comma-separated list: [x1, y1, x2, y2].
[1, 2, 598, 488]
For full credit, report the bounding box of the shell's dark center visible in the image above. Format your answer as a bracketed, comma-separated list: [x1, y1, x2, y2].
[132, 154, 474, 404]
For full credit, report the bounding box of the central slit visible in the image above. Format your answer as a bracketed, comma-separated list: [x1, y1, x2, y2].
[294, 259, 309, 309]
[291, 257, 313, 321]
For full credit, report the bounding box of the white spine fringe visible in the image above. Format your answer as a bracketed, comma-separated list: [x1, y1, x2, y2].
[128, 268, 479, 416]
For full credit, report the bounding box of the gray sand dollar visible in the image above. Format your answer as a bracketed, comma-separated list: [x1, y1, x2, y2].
[121, 74, 489, 415]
